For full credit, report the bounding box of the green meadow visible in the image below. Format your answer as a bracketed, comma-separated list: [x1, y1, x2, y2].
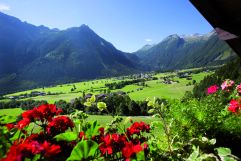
[0, 108, 161, 134]
[0, 108, 23, 116]
[3, 70, 212, 103]
[0, 108, 156, 125]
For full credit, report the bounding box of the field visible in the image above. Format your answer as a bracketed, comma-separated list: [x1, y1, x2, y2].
[0, 108, 23, 116]
[0, 108, 157, 125]
[0, 108, 162, 135]
[2, 69, 212, 103]
[128, 72, 207, 100]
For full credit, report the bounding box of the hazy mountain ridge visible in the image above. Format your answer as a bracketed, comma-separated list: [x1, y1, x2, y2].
[0, 12, 235, 94]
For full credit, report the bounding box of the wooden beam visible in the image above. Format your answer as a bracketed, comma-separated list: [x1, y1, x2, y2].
[190, 0, 241, 57]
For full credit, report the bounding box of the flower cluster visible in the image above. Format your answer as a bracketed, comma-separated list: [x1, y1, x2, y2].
[47, 116, 74, 136]
[1, 104, 76, 161]
[98, 122, 149, 160]
[206, 80, 241, 114]
[127, 121, 150, 136]
[2, 135, 61, 161]
[236, 84, 241, 94]
[2, 104, 150, 161]
[228, 99, 241, 114]
[207, 79, 236, 95]
[17, 104, 62, 129]
[219, 80, 241, 114]
[221, 79, 235, 92]
[80, 121, 150, 161]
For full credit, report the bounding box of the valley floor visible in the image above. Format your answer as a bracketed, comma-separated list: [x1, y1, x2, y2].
[2, 69, 212, 103]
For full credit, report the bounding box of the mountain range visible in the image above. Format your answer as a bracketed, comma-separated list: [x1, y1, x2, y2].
[134, 32, 235, 71]
[0, 12, 236, 94]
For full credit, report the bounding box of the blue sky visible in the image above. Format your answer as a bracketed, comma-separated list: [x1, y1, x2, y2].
[0, 0, 212, 52]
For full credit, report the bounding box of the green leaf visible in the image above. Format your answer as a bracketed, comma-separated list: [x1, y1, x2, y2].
[187, 146, 199, 161]
[198, 154, 217, 160]
[90, 95, 96, 103]
[32, 154, 41, 161]
[54, 132, 77, 142]
[97, 102, 107, 111]
[209, 138, 216, 145]
[222, 156, 236, 161]
[150, 121, 162, 129]
[216, 147, 231, 156]
[201, 137, 208, 142]
[188, 151, 199, 161]
[84, 102, 92, 107]
[74, 119, 81, 124]
[10, 130, 21, 142]
[124, 117, 132, 124]
[160, 103, 165, 108]
[147, 101, 154, 107]
[67, 140, 98, 161]
[152, 114, 160, 118]
[148, 108, 155, 114]
[85, 121, 100, 138]
[136, 151, 145, 161]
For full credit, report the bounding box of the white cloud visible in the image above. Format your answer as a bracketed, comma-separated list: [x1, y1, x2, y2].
[145, 38, 152, 42]
[0, 3, 10, 12]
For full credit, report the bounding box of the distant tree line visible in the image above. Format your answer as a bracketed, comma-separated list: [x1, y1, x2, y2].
[105, 79, 145, 90]
[56, 93, 151, 116]
[4, 91, 65, 101]
[177, 66, 217, 76]
[0, 94, 157, 116]
[0, 100, 47, 110]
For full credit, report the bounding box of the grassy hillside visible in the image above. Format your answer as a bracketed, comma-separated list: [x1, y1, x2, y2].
[193, 58, 241, 98]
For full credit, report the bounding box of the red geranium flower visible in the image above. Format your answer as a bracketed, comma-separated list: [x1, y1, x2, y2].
[99, 134, 113, 155]
[5, 123, 15, 131]
[47, 116, 74, 136]
[22, 109, 36, 121]
[2, 135, 61, 161]
[21, 141, 43, 155]
[127, 121, 150, 136]
[99, 127, 105, 135]
[36, 104, 62, 122]
[139, 121, 150, 132]
[25, 132, 45, 143]
[207, 85, 219, 95]
[17, 104, 63, 129]
[122, 142, 143, 160]
[17, 119, 31, 129]
[2, 140, 43, 161]
[111, 133, 119, 143]
[41, 141, 61, 158]
[228, 99, 240, 113]
[79, 131, 87, 140]
[1, 144, 22, 161]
